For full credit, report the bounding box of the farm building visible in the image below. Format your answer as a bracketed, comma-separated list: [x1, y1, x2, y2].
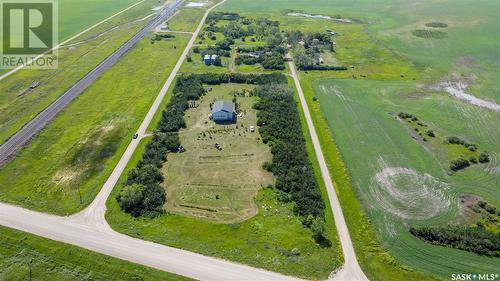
[212, 100, 236, 123]
[204, 54, 219, 65]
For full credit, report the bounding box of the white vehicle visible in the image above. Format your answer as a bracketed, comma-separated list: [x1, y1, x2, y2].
[250, 126, 255, 132]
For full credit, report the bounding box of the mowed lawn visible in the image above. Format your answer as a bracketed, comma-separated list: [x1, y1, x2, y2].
[0, 35, 190, 215]
[313, 78, 500, 279]
[165, 84, 275, 223]
[0, 226, 191, 281]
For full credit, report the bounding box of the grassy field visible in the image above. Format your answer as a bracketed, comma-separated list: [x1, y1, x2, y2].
[167, 6, 207, 32]
[217, 0, 500, 279]
[0, 0, 160, 144]
[105, 81, 342, 279]
[0, 225, 190, 281]
[298, 77, 445, 281]
[2, 0, 498, 280]
[314, 79, 499, 278]
[0, 34, 190, 215]
[58, 0, 140, 40]
[219, 0, 500, 101]
[164, 83, 275, 222]
[0, 0, 157, 76]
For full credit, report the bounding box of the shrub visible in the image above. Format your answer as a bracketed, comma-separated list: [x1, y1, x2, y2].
[215, 38, 235, 51]
[409, 225, 500, 257]
[426, 130, 435, 137]
[398, 112, 414, 119]
[236, 55, 262, 65]
[484, 205, 496, 215]
[116, 183, 166, 218]
[126, 164, 164, 186]
[298, 64, 347, 71]
[450, 158, 470, 171]
[261, 53, 285, 70]
[468, 145, 477, 152]
[141, 183, 166, 217]
[311, 217, 332, 247]
[479, 152, 490, 163]
[116, 184, 146, 217]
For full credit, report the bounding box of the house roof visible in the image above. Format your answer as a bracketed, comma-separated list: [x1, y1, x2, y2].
[212, 100, 235, 114]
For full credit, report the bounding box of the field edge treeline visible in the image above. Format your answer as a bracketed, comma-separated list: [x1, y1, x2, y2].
[115, 72, 330, 244]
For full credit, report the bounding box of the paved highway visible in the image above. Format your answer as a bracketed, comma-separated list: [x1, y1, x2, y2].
[287, 55, 369, 281]
[0, 0, 183, 165]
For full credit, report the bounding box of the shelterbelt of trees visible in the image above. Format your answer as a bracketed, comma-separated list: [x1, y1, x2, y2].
[410, 226, 500, 257]
[117, 73, 286, 217]
[117, 73, 330, 245]
[254, 84, 330, 246]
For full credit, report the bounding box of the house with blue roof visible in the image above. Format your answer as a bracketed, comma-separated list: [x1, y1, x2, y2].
[211, 100, 236, 123]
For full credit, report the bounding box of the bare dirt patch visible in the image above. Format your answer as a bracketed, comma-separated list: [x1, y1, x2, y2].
[52, 121, 123, 186]
[286, 12, 352, 23]
[186, 1, 210, 8]
[430, 74, 500, 112]
[458, 193, 482, 221]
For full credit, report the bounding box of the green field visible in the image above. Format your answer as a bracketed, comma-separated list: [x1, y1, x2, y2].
[314, 79, 499, 277]
[0, 226, 191, 280]
[165, 83, 275, 222]
[167, 6, 206, 32]
[0, 0, 148, 77]
[0, 0, 160, 144]
[0, 34, 190, 215]
[58, 0, 139, 40]
[2, 0, 498, 280]
[217, 0, 500, 280]
[220, 0, 500, 102]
